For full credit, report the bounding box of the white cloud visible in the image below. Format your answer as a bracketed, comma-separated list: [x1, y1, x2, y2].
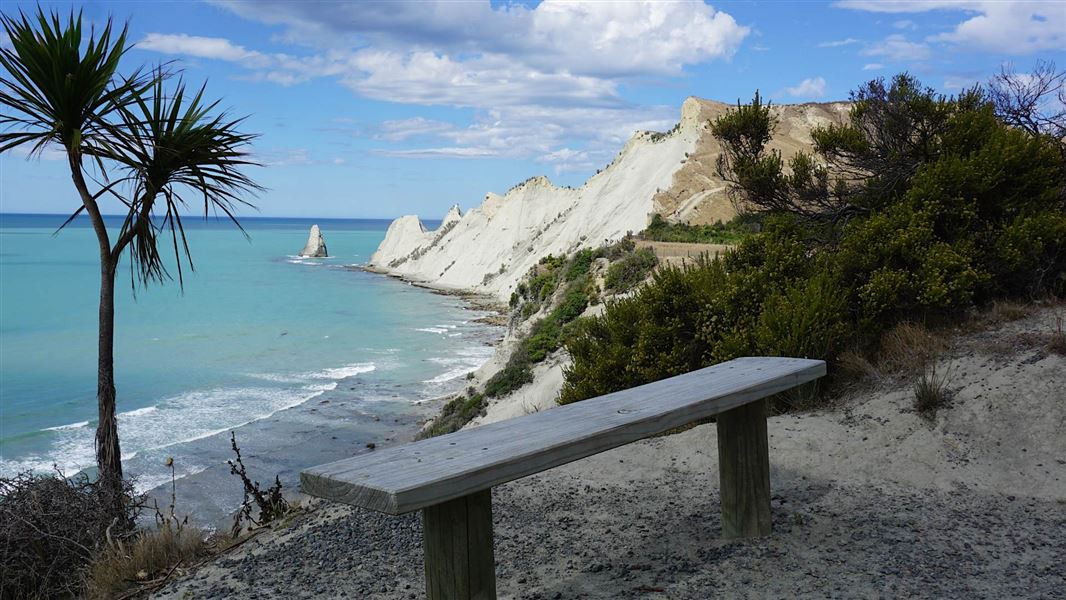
[137, 33, 345, 86]
[862, 63, 884, 71]
[785, 77, 827, 99]
[818, 38, 860, 48]
[893, 19, 918, 30]
[256, 148, 345, 167]
[341, 50, 622, 108]
[523, 1, 749, 76]
[835, 1, 976, 13]
[931, 2, 1065, 55]
[371, 103, 676, 171]
[861, 34, 931, 61]
[537, 148, 596, 174]
[838, 1, 1065, 55]
[178, 2, 748, 108]
[373, 147, 499, 159]
[209, 0, 749, 78]
[140, 1, 750, 173]
[375, 118, 457, 142]
[139, 33, 263, 63]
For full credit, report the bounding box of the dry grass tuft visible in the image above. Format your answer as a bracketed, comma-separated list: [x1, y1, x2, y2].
[982, 300, 1035, 325]
[776, 380, 826, 411]
[837, 349, 881, 380]
[85, 522, 208, 599]
[1049, 314, 1066, 355]
[914, 361, 953, 419]
[877, 322, 947, 376]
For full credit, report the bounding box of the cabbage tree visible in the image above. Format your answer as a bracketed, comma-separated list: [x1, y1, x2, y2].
[0, 8, 260, 512]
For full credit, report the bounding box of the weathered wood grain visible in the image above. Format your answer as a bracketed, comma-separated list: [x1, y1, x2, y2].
[301, 357, 825, 515]
[717, 398, 772, 538]
[423, 490, 496, 600]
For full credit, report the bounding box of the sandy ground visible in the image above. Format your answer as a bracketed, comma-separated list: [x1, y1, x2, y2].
[153, 308, 1066, 599]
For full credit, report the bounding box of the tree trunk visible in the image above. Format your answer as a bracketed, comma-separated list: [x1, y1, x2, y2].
[95, 259, 122, 486]
[66, 151, 125, 510]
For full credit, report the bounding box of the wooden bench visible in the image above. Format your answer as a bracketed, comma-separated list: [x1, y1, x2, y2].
[301, 356, 825, 599]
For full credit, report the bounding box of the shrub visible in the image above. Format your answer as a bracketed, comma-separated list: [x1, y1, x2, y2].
[227, 433, 293, 537]
[605, 248, 658, 292]
[561, 266, 717, 404]
[991, 211, 1066, 297]
[420, 390, 487, 438]
[0, 471, 140, 599]
[753, 270, 850, 359]
[598, 237, 636, 261]
[565, 249, 596, 282]
[642, 213, 753, 244]
[524, 319, 562, 363]
[519, 301, 539, 320]
[553, 287, 590, 323]
[539, 254, 565, 270]
[511, 256, 571, 322]
[529, 271, 557, 302]
[484, 358, 533, 398]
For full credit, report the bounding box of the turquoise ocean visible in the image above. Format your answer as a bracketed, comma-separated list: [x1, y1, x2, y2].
[0, 213, 500, 523]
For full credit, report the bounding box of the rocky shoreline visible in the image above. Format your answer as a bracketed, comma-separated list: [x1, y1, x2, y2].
[354, 264, 509, 323]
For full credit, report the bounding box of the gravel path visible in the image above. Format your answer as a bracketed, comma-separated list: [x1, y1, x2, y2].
[153, 437, 1065, 599]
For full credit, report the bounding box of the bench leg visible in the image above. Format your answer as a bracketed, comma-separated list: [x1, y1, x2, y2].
[423, 489, 497, 600]
[716, 399, 772, 539]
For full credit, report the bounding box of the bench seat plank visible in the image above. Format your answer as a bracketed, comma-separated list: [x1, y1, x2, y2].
[301, 356, 825, 515]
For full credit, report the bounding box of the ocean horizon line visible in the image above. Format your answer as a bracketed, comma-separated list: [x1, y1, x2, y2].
[0, 211, 406, 222]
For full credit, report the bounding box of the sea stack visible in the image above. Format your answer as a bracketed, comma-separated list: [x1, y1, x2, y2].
[299, 224, 328, 258]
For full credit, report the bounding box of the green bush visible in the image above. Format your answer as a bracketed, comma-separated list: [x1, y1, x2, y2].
[642, 213, 753, 244]
[525, 318, 562, 363]
[565, 249, 596, 281]
[598, 237, 636, 261]
[519, 280, 590, 365]
[554, 287, 590, 322]
[539, 254, 565, 270]
[989, 211, 1066, 297]
[754, 269, 850, 359]
[605, 248, 658, 292]
[421, 389, 487, 437]
[484, 359, 533, 398]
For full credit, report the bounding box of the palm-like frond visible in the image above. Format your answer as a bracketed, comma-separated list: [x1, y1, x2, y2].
[0, 8, 144, 159]
[106, 72, 262, 287]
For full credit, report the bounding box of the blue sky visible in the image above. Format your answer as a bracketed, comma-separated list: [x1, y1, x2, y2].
[2, 1, 1063, 219]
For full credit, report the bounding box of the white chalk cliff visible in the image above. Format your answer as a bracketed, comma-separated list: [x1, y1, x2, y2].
[368, 97, 849, 301]
[299, 224, 328, 258]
